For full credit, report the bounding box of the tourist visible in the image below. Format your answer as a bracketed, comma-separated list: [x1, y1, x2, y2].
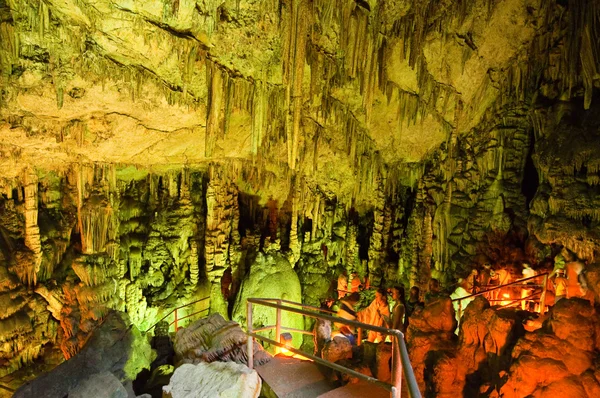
[350, 272, 363, 292]
[563, 251, 586, 298]
[521, 262, 536, 311]
[491, 267, 511, 303]
[450, 278, 474, 327]
[337, 269, 349, 299]
[335, 292, 360, 344]
[425, 278, 441, 303]
[314, 300, 333, 357]
[404, 286, 424, 330]
[549, 253, 566, 278]
[390, 286, 406, 332]
[470, 269, 479, 293]
[553, 269, 568, 303]
[358, 288, 390, 342]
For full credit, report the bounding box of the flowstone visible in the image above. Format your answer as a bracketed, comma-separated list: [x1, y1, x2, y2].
[233, 252, 304, 348]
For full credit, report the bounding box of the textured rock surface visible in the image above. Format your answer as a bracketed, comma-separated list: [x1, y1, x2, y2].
[174, 312, 271, 367]
[321, 335, 352, 364]
[428, 296, 523, 397]
[68, 371, 129, 398]
[406, 296, 457, 393]
[163, 361, 261, 398]
[501, 299, 600, 398]
[1, 0, 600, 395]
[233, 252, 304, 348]
[13, 311, 151, 398]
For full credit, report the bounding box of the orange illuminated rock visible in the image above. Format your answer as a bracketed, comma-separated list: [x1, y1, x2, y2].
[501, 298, 600, 398]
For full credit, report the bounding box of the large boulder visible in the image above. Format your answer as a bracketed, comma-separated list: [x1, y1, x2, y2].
[406, 296, 458, 393]
[174, 313, 270, 367]
[162, 362, 261, 398]
[501, 298, 600, 397]
[233, 252, 304, 348]
[425, 296, 524, 397]
[68, 371, 128, 398]
[13, 311, 151, 398]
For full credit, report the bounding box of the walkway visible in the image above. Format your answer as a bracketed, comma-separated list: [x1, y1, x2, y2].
[256, 356, 389, 398]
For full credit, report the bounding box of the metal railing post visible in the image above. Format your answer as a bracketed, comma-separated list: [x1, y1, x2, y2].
[357, 327, 362, 346]
[276, 299, 282, 351]
[247, 301, 254, 370]
[246, 298, 422, 397]
[392, 337, 402, 398]
[539, 273, 548, 313]
[174, 308, 178, 331]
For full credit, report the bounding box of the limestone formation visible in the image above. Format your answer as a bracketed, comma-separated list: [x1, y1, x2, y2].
[406, 296, 457, 392]
[173, 313, 271, 368]
[163, 361, 261, 398]
[233, 252, 304, 348]
[501, 299, 600, 397]
[13, 311, 151, 398]
[0, 0, 600, 396]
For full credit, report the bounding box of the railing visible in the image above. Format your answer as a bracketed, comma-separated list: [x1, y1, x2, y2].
[246, 298, 422, 398]
[452, 273, 549, 320]
[144, 296, 210, 333]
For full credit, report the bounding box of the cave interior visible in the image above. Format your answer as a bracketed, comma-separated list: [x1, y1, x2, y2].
[1, 0, 600, 397]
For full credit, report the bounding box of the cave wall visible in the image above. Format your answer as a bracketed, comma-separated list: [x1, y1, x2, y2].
[0, 0, 599, 389]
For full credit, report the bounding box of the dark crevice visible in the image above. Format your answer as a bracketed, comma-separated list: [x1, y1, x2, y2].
[521, 129, 539, 209]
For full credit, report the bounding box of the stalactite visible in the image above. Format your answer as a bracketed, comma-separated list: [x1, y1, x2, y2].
[189, 240, 199, 286]
[22, 170, 42, 286]
[289, 0, 310, 170]
[206, 63, 224, 158]
[251, 78, 266, 157]
[80, 195, 115, 255]
[345, 223, 359, 270]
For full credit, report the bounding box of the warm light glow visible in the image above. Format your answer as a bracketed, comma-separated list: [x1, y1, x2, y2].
[278, 346, 311, 361]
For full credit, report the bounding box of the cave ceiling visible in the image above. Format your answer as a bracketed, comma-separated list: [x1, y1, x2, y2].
[0, 0, 565, 205]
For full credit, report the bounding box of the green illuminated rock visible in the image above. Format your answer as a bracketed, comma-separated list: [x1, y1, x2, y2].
[233, 252, 304, 349]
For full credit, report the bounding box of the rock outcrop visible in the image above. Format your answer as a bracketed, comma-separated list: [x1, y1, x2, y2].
[174, 313, 271, 368]
[13, 311, 151, 398]
[501, 298, 600, 397]
[406, 296, 457, 393]
[429, 296, 523, 397]
[163, 361, 261, 398]
[233, 252, 304, 348]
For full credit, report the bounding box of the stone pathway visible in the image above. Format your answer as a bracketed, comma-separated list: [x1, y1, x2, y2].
[256, 355, 390, 398]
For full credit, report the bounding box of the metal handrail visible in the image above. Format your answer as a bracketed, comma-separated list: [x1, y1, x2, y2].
[452, 273, 549, 319]
[451, 272, 549, 303]
[498, 291, 541, 309]
[257, 297, 337, 314]
[144, 296, 210, 333]
[246, 297, 422, 398]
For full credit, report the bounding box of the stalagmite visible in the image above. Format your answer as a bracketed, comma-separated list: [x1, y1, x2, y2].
[1, 0, 600, 394]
